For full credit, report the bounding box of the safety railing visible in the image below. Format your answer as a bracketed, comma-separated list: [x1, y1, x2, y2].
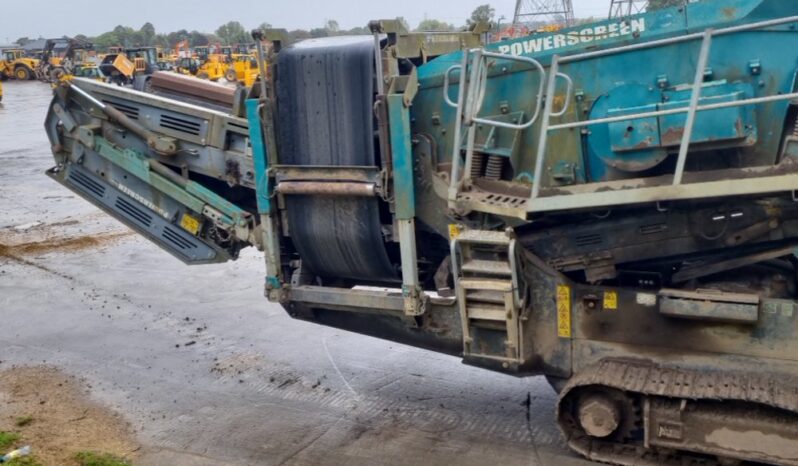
[445, 49, 550, 203]
[529, 14, 798, 209]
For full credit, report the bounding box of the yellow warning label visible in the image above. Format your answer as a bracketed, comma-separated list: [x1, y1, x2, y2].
[448, 224, 462, 240]
[603, 291, 618, 311]
[556, 284, 572, 338]
[180, 213, 201, 236]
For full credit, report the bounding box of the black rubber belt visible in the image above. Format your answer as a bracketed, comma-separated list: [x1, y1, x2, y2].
[276, 36, 396, 282]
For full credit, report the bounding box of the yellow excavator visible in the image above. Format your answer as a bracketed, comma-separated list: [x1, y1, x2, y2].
[0, 49, 39, 80]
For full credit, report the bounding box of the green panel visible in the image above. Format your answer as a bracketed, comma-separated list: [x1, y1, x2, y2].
[387, 94, 415, 220]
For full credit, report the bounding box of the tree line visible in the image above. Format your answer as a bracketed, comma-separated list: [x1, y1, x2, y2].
[13, 1, 684, 52]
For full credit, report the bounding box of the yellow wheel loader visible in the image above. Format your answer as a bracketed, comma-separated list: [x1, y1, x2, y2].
[224, 54, 259, 87]
[0, 49, 38, 81]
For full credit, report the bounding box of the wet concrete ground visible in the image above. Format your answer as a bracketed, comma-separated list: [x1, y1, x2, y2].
[0, 80, 595, 466]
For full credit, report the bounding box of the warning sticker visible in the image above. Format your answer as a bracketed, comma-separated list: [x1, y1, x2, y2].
[603, 291, 618, 311]
[448, 224, 462, 240]
[180, 213, 201, 236]
[557, 284, 572, 338]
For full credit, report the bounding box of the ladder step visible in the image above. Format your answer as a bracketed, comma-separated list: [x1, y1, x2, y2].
[455, 230, 511, 246]
[462, 259, 512, 276]
[460, 278, 513, 292]
[467, 305, 509, 322]
[466, 289, 507, 305]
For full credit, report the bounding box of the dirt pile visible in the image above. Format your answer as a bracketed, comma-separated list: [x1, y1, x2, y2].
[0, 366, 140, 466]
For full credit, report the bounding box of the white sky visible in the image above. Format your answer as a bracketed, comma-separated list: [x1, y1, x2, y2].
[1, 0, 611, 43]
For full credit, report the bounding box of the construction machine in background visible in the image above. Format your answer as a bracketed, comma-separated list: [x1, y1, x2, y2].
[195, 54, 229, 81]
[99, 47, 159, 90]
[225, 54, 259, 87]
[37, 37, 101, 83]
[43, 2, 798, 464]
[0, 49, 39, 81]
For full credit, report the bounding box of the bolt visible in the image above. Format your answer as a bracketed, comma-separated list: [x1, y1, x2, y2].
[578, 393, 620, 439]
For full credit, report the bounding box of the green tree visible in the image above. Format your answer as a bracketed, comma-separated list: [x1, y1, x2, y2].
[288, 29, 312, 41]
[153, 33, 170, 48]
[215, 21, 248, 45]
[345, 26, 370, 35]
[415, 19, 455, 31]
[166, 29, 191, 47]
[325, 20, 340, 33]
[309, 28, 329, 38]
[468, 4, 495, 26]
[140, 22, 156, 46]
[648, 0, 684, 10]
[189, 30, 211, 46]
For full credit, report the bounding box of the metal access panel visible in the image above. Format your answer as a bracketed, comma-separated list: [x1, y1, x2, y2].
[659, 83, 755, 147]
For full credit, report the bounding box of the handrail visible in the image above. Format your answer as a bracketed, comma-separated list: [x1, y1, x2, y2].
[468, 51, 547, 130]
[443, 64, 462, 108]
[547, 92, 798, 131]
[550, 72, 574, 118]
[528, 13, 798, 203]
[447, 51, 471, 204]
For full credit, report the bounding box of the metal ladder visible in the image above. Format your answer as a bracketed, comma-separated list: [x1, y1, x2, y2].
[451, 229, 525, 366]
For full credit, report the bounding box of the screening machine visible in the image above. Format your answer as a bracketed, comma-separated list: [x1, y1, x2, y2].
[43, 1, 798, 463]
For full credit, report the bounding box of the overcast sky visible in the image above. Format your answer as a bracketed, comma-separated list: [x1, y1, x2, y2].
[1, 0, 610, 43]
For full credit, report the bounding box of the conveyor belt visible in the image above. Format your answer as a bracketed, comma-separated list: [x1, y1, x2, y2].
[276, 36, 397, 282]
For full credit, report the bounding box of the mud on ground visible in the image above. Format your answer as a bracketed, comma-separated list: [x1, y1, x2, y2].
[0, 366, 140, 466]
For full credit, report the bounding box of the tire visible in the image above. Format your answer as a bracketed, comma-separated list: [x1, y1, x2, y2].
[15, 66, 31, 81]
[225, 69, 238, 82]
[196, 72, 210, 80]
[50, 68, 66, 82]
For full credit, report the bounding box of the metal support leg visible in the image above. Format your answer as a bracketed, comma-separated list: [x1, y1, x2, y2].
[530, 55, 561, 200]
[673, 29, 713, 186]
[387, 94, 426, 316]
[246, 99, 282, 300]
[373, 32, 385, 95]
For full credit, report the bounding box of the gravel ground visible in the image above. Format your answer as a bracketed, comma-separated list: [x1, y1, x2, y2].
[0, 80, 595, 466]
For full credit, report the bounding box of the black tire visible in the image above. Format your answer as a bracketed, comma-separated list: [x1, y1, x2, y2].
[50, 68, 66, 82]
[14, 66, 31, 81]
[224, 69, 238, 82]
[196, 71, 210, 80]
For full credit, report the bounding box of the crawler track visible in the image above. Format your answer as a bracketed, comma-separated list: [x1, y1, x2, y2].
[558, 359, 798, 465]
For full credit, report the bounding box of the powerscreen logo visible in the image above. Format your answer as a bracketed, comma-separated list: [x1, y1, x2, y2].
[497, 18, 646, 56]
